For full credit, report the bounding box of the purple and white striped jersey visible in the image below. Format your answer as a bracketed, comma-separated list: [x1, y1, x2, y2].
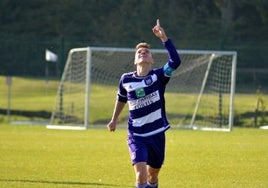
[117, 39, 181, 137]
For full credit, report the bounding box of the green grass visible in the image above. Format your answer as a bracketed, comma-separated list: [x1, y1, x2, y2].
[0, 76, 58, 113]
[0, 125, 267, 188]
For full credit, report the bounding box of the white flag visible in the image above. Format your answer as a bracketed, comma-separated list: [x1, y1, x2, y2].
[45, 49, 58, 62]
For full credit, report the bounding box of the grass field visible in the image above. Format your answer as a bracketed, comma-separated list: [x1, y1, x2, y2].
[0, 125, 267, 188]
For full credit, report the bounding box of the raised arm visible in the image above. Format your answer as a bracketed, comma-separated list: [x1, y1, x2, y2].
[153, 19, 181, 75]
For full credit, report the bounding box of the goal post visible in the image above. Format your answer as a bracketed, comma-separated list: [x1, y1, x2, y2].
[47, 47, 91, 130]
[47, 46, 237, 131]
[188, 51, 237, 131]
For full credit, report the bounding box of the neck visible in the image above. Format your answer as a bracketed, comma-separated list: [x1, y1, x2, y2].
[136, 64, 151, 77]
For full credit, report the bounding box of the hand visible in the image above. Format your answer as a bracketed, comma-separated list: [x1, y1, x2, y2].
[152, 19, 168, 42]
[107, 120, 117, 132]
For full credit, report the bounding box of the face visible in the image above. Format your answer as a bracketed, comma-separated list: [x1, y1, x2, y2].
[134, 47, 154, 65]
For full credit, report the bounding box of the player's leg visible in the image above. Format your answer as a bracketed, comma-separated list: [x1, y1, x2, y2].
[127, 136, 149, 188]
[146, 132, 165, 188]
[134, 162, 147, 188]
[147, 166, 160, 187]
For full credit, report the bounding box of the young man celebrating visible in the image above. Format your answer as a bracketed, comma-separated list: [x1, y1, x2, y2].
[107, 19, 181, 188]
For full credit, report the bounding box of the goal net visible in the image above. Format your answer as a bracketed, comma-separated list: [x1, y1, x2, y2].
[47, 46, 237, 131]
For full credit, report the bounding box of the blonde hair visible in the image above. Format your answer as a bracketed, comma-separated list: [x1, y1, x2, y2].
[135, 42, 150, 51]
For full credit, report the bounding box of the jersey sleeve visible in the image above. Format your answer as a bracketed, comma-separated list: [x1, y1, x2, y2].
[117, 74, 128, 103]
[162, 39, 181, 77]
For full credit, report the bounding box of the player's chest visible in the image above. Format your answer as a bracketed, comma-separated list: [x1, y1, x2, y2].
[123, 74, 161, 99]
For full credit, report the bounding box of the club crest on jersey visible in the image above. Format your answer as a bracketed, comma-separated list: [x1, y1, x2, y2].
[135, 88, 145, 98]
[144, 76, 153, 86]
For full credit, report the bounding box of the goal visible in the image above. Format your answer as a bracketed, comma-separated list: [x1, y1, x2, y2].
[47, 48, 90, 130]
[47, 46, 237, 131]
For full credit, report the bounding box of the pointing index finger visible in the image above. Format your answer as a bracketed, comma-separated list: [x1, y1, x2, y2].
[157, 19, 160, 26]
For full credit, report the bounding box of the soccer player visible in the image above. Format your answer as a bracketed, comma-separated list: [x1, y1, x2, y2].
[107, 19, 181, 188]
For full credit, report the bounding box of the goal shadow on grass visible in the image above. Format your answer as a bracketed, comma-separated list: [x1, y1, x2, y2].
[0, 178, 132, 187]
